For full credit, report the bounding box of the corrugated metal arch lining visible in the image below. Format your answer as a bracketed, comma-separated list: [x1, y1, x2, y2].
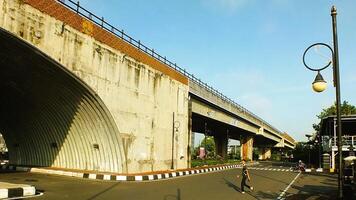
[0, 28, 124, 173]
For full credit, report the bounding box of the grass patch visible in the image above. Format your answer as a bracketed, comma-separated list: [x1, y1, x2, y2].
[191, 159, 241, 168]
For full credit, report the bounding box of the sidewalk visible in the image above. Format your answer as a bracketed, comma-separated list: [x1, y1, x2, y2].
[0, 182, 36, 199]
[284, 172, 355, 200]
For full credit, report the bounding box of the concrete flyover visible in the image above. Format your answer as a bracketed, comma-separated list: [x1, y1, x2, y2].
[189, 81, 295, 160]
[0, 0, 295, 174]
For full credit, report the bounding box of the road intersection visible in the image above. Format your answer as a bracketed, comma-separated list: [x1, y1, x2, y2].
[0, 162, 339, 200]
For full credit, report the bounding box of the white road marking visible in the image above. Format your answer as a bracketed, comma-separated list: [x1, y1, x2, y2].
[276, 171, 301, 200]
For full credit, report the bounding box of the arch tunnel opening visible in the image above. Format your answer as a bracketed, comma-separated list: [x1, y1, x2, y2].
[0, 28, 124, 173]
[0, 133, 8, 164]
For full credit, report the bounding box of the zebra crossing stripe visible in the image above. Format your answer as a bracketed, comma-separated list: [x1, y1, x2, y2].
[249, 167, 294, 172]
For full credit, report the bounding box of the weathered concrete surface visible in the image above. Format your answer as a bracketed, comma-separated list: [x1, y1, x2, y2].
[0, 27, 126, 173]
[258, 148, 272, 160]
[214, 133, 228, 158]
[241, 136, 253, 161]
[0, 0, 189, 173]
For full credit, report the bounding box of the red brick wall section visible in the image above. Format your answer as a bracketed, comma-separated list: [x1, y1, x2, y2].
[23, 0, 188, 85]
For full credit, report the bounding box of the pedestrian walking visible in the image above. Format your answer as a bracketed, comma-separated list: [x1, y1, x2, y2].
[240, 160, 254, 194]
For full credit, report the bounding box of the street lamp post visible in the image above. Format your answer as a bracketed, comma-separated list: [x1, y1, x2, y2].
[316, 134, 322, 169]
[306, 134, 312, 167]
[302, 6, 343, 199]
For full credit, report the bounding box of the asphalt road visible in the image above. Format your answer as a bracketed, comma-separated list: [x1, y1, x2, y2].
[0, 163, 340, 200]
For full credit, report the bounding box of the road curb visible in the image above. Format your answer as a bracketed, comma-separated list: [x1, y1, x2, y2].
[304, 168, 325, 173]
[1, 163, 258, 182]
[0, 182, 36, 199]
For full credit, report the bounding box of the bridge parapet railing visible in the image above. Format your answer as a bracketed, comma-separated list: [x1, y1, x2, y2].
[56, 0, 282, 137]
[57, 0, 188, 74]
[189, 81, 282, 137]
[328, 136, 356, 149]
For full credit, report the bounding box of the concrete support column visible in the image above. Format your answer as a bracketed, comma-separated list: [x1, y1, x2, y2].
[258, 147, 271, 160]
[187, 99, 193, 168]
[240, 136, 254, 161]
[214, 134, 228, 159]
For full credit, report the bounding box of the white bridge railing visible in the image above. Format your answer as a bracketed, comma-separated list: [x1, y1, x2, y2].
[328, 136, 356, 149]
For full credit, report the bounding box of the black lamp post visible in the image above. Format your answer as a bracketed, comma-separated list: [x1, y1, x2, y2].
[315, 134, 322, 169]
[302, 6, 343, 199]
[306, 134, 312, 167]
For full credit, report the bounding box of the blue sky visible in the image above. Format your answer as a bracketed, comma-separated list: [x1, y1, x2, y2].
[79, 0, 356, 142]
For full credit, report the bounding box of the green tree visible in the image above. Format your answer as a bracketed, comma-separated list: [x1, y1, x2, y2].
[313, 101, 356, 132]
[200, 136, 216, 158]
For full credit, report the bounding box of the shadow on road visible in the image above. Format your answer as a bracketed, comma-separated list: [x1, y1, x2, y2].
[223, 178, 264, 199]
[250, 171, 289, 185]
[287, 184, 338, 200]
[86, 182, 121, 200]
[254, 191, 280, 200]
[222, 178, 240, 192]
[307, 172, 338, 179]
[163, 188, 181, 200]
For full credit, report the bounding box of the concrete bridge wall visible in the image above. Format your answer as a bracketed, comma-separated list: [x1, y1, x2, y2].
[0, 0, 189, 173]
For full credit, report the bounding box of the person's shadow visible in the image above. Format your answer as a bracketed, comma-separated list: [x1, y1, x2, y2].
[223, 178, 262, 199]
[164, 188, 181, 200]
[222, 178, 240, 192]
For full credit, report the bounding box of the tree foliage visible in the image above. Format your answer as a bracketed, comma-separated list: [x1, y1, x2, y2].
[200, 136, 216, 157]
[292, 142, 319, 167]
[191, 136, 216, 159]
[313, 101, 356, 132]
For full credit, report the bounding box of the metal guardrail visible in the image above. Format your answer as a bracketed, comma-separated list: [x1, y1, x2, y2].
[56, 0, 282, 136]
[330, 136, 356, 147]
